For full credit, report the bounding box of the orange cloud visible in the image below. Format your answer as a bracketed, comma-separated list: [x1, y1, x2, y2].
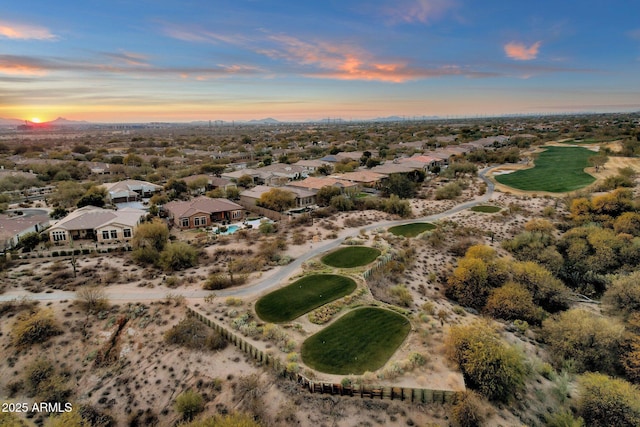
[0, 20, 56, 40]
[504, 41, 542, 61]
[0, 56, 47, 75]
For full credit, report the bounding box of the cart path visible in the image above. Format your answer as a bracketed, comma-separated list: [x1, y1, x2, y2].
[0, 168, 495, 303]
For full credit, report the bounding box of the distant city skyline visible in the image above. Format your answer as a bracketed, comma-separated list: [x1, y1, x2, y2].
[2, 0, 640, 123]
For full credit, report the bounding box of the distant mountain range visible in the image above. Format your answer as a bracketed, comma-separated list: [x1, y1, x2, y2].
[0, 117, 90, 127]
[0, 115, 443, 128]
[0, 117, 24, 126]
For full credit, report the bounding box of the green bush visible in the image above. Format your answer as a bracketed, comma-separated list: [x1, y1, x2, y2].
[158, 242, 198, 271]
[577, 372, 640, 427]
[435, 182, 463, 200]
[12, 308, 62, 348]
[174, 390, 204, 421]
[446, 320, 528, 402]
[451, 391, 485, 427]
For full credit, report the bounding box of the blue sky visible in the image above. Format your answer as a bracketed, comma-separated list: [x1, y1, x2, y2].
[2, 0, 639, 122]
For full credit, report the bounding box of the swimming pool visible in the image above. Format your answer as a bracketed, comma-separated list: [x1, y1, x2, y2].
[219, 225, 240, 235]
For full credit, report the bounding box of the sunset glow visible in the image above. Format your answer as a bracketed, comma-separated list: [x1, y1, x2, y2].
[1, 1, 639, 122]
[30, 117, 41, 123]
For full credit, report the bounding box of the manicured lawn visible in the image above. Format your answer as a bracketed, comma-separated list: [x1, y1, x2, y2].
[301, 307, 411, 374]
[388, 222, 436, 237]
[470, 205, 502, 213]
[255, 274, 357, 323]
[495, 146, 596, 193]
[321, 246, 381, 268]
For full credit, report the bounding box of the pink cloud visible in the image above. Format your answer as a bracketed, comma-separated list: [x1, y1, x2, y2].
[504, 41, 542, 61]
[0, 20, 56, 40]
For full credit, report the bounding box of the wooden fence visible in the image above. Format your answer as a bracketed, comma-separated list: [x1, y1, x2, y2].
[187, 307, 461, 404]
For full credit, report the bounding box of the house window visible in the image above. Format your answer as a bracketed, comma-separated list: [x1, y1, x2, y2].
[181, 218, 190, 227]
[232, 211, 241, 219]
[110, 230, 118, 239]
[102, 230, 110, 240]
[194, 216, 207, 226]
[123, 229, 132, 238]
[52, 231, 66, 241]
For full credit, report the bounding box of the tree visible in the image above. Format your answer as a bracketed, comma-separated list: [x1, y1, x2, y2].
[257, 188, 296, 212]
[159, 242, 198, 271]
[49, 181, 85, 208]
[18, 231, 42, 252]
[132, 219, 169, 252]
[381, 173, 417, 199]
[316, 185, 342, 206]
[446, 320, 528, 402]
[484, 282, 543, 324]
[123, 153, 144, 167]
[49, 206, 69, 220]
[12, 308, 62, 348]
[543, 309, 624, 374]
[577, 372, 640, 427]
[589, 153, 608, 173]
[76, 286, 109, 312]
[510, 261, 569, 313]
[76, 188, 106, 208]
[446, 256, 490, 309]
[174, 390, 204, 421]
[237, 174, 254, 188]
[187, 176, 210, 194]
[165, 179, 188, 200]
[603, 271, 640, 318]
[614, 212, 640, 236]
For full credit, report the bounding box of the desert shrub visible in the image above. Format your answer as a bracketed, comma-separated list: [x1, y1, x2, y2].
[46, 411, 90, 427]
[258, 221, 276, 234]
[484, 282, 544, 324]
[602, 271, 640, 318]
[389, 285, 413, 307]
[12, 308, 62, 348]
[0, 412, 30, 426]
[131, 246, 159, 265]
[446, 320, 528, 402]
[174, 390, 204, 421]
[178, 413, 260, 427]
[76, 286, 109, 312]
[435, 181, 463, 200]
[159, 242, 198, 271]
[545, 411, 585, 427]
[77, 404, 115, 427]
[164, 317, 227, 351]
[577, 372, 640, 427]
[24, 358, 71, 402]
[225, 297, 243, 306]
[451, 391, 485, 427]
[203, 273, 247, 290]
[381, 195, 412, 217]
[543, 309, 624, 374]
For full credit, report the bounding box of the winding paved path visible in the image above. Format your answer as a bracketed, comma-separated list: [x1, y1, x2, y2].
[0, 169, 496, 303]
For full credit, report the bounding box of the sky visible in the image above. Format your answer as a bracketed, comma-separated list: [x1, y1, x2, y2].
[1, 0, 640, 123]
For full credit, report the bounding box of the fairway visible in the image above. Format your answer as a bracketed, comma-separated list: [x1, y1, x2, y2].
[321, 246, 381, 268]
[470, 205, 501, 213]
[495, 146, 596, 193]
[256, 274, 357, 322]
[388, 222, 436, 237]
[301, 307, 411, 374]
